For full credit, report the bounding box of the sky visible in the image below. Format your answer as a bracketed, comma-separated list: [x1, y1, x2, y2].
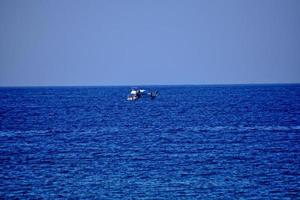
[0, 0, 299, 86]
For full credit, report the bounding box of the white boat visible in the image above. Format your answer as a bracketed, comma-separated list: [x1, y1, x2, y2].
[127, 88, 158, 101]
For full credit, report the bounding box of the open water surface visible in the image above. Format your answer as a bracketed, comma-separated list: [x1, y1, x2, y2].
[0, 85, 300, 199]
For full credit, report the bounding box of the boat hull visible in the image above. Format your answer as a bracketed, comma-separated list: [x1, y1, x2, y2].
[127, 95, 139, 101]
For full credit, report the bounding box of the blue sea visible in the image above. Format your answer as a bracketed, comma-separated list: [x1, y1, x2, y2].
[0, 85, 299, 199]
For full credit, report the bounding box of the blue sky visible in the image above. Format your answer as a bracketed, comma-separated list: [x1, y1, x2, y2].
[0, 0, 299, 86]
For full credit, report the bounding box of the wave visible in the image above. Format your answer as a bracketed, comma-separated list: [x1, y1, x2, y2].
[187, 125, 300, 132]
[1, 125, 299, 137]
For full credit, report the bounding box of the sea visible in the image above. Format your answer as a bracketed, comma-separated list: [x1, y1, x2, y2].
[0, 84, 299, 199]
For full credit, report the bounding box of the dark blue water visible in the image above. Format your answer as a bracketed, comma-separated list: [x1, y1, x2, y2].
[1, 85, 300, 199]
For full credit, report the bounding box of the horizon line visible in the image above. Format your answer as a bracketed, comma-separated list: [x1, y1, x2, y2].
[0, 82, 300, 88]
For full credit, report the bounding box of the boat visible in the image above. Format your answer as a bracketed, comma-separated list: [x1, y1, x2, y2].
[127, 88, 159, 101]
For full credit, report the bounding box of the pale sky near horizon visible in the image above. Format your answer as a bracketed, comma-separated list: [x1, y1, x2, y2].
[0, 0, 299, 86]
